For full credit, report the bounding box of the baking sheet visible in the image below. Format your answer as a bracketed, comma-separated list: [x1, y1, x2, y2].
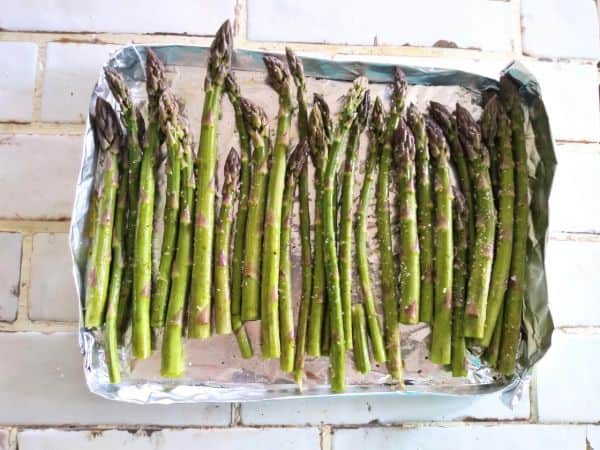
[70, 45, 555, 403]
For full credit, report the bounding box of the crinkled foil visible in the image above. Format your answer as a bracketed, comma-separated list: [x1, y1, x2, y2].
[70, 45, 555, 404]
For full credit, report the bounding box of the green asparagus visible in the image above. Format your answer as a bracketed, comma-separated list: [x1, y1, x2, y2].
[451, 187, 468, 377]
[352, 304, 372, 374]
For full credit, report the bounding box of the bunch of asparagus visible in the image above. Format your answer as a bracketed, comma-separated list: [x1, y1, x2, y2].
[84, 19, 530, 391]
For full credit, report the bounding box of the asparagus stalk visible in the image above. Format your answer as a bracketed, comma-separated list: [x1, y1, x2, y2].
[224, 73, 253, 357]
[480, 103, 515, 347]
[425, 117, 453, 365]
[355, 97, 386, 364]
[104, 67, 143, 335]
[313, 93, 333, 144]
[260, 55, 294, 358]
[322, 76, 368, 392]
[241, 98, 270, 322]
[481, 94, 500, 198]
[189, 20, 233, 339]
[151, 91, 183, 330]
[279, 142, 308, 372]
[286, 48, 313, 384]
[456, 104, 496, 339]
[85, 98, 121, 329]
[214, 148, 241, 335]
[483, 303, 504, 367]
[497, 76, 528, 376]
[352, 304, 372, 374]
[377, 68, 406, 383]
[161, 125, 195, 377]
[131, 49, 166, 359]
[394, 117, 420, 324]
[451, 187, 468, 377]
[407, 104, 434, 324]
[339, 91, 370, 348]
[306, 105, 328, 356]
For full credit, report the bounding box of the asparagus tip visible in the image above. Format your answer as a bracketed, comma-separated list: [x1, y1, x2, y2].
[394, 117, 415, 160]
[356, 89, 371, 131]
[94, 98, 120, 150]
[240, 97, 268, 133]
[146, 48, 168, 100]
[263, 55, 291, 97]
[288, 140, 309, 178]
[285, 47, 305, 88]
[208, 19, 233, 83]
[224, 147, 241, 186]
[370, 96, 385, 139]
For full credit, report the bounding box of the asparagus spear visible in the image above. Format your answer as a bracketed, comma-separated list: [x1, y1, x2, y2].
[104, 67, 143, 335]
[352, 304, 372, 374]
[483, 303, 504, 367]
[224, 73, 253, 358]
[323, 76, 368, 392]
[306, 105, 328, 356]
[394, 117, 420, 324]
[480, 103, 515, 347]
[377, 68, 406, 383]
[151, 91, 183, 330]
[214, 148, 241, 335]
[286, 48, 313, 384]
[313, 93, 333, 144]
[85, 98, 121, 329]
[355, 97, 386, 364]
[425, 117, 453, 365]
[456, 104, 496, 339]
[189, 20, 233, 339]
[481, 94, 500, 198]
[279, 142, 308, 372]
[161, 124, 195, 378]
[339, 91, 370, 348]
[498, 76, 528, 376]
[259, 55, 294, 358]
[131, 49, 166, 359]
[407, 104, 434, 324]
[451, 187, 468, 377]
[241, 98, 270, 322]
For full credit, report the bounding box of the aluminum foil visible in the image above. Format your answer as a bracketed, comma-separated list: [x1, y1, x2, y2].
[70, 45, 555, 404]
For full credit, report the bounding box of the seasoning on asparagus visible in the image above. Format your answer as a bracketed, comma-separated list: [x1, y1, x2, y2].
[339, 90, 370, 348]
[151, 91, 183, 330]
[481, 102, 515, 347]
[322, 76, 368, 392]
[377, 68, 406, 384]
[161, 124, 195, 378]
[279, 141, 308, 372]
[394, 117, 420, 324]
[451, 187, 468, 377]
[498, 76, 528, 376]
[286, 48, 313, 384]
[352, 304, 372, 374]
[260, 55, 294, 358]
[214, 148, 241, 335]
[425, 117, 453, 366]
[407, 104, 434, 324]
[456, 104, 496, 340]
[85, 99, 121, 326]
[481, 94, 500, 198]
[241, 98, 270, 322]
[355, 97, 386, 364]
[224, 73, 253, 358]
[189, 20, 233, 339]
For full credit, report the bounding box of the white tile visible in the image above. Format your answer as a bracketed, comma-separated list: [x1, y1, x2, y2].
[0, 332, 231, 425]
[523, 61, 600, 142]
[18, 428, 320, 450]
[522, 0, 600, 59]
[29, 233, 78, 322]
[0, 233, 21, 322]
[248, 0, 514, 51]
[242, 390, 529, 425]
[332, 425, 586, 450]
[41, 43, 118, 122]
[0, 134, 81, 219]
[0, 0, 234, 35]
[546, 238, 600, 327]
[550, 144, 600, 233]
[537, 330, 600, 422]
[0, 429, 10, 450]
[0, 42, 37, 122]
[588, 426, 600, 449]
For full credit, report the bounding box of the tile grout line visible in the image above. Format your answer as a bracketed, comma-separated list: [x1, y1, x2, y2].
[230, 403, 242, 427]
[31, 41, 47, 122]
[529, 369, 540, 423]
[512, 0, 524, 55]
[15, 234, 33, 326]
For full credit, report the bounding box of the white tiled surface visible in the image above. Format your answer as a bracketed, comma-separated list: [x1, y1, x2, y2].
[0, 0, 235, 35]
[536, 330, 600, 423]
[0, 42, 37, 122]
[0, 332, 231, 425]
[0, 134, 81, 219]
[0, 233, 21, 322]
[42, 43, 118, 122]
[0, 428, 9, 450]
[29, 233, 78, 322]
[588, 426, 600, 449]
